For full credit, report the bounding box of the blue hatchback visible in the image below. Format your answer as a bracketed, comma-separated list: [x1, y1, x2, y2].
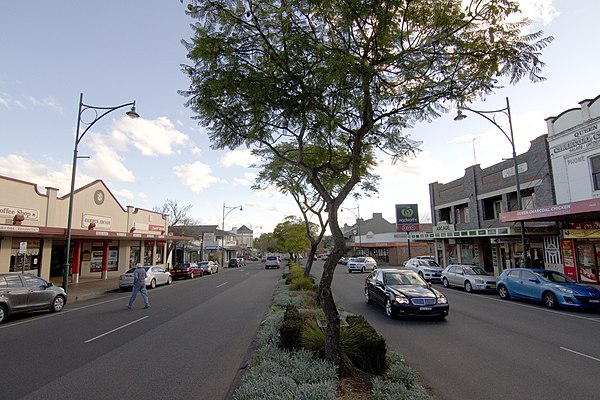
[496, 268, 600, 310]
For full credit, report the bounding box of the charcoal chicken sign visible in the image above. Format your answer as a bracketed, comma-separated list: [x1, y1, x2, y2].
[396, 204, 420, 232]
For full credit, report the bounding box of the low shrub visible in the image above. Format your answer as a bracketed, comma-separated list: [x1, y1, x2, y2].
[346, 315, 387, 375]
[279, 305, 304, 350]
[371, 352, 433, 400]
[300, 315, 386, 376]
[289, 276, 317, 291]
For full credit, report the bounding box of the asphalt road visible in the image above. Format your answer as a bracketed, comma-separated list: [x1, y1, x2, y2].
[0, 263, 281, 400]
[310, 261, 600, 400]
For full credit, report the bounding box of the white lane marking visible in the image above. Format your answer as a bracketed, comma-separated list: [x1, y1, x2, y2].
[84, 316, 149, 343]
[560, 347, 600, 362]
[216, 282, 229, 288]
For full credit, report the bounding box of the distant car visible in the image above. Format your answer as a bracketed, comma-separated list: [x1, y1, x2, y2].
[120, 265, 173, 289]
[248, 256, 259, 262]
[441, 265, 496, 292]
[237, 258, 247, 267]
[171, 262, 203, 279]
[265, 255, 280, 269]
[199, 261, 219, 275]
[348, 257, 377, 273]
[321, 254, 329, 261]
[228, 258, 239, 268]
[338, 257, 349, 265]
[0, 273, 67, 324]
[404, 258, 444, 282]
[364, 269, 449, 319]
[496, 268, 600, 310]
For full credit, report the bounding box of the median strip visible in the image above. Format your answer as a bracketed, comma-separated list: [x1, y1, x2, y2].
[84, 316, 149, 343]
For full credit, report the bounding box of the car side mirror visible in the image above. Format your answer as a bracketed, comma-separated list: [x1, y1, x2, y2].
[47, 282, 53, 287]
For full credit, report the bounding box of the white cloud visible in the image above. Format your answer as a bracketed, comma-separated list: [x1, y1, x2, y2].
[517, 0, 560, 25]
[26, 95, 63, 113]
[221, 149, 259, 168]
[113, 116, 190, 156]
[173, 161, 225, 193]
[0, 154, 95, 195]
[233, 172, 258, 187]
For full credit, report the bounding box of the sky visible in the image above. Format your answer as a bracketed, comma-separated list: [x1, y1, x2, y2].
[1, 1, 599, 236]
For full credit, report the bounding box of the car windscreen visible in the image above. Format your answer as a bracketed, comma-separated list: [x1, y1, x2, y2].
[266, 256, 277, 260]
[384, 272, 424, 285]
[199, 262, 209, 266]
[126, 268, 137, 273]
[466, 266, 488, 275]
[536, 270, 575, 283]
[419, 260, 440, 267]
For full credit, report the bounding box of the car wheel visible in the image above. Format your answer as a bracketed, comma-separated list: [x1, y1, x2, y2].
[464, 281, 472, 293]
[167, 276, 172, 285]
[543, 291, 559, 309]
[361, 266, 365, 273]
[365, 288, 373, 305]
[50, 295, 66, 312]
[190, 272, 194, 279]
[498, 285, 510, 300]
[442, 277, 450, 288]
[149, 279, 156, 289]
[0, 304, 6, 324]
[385, 298, 396, 318]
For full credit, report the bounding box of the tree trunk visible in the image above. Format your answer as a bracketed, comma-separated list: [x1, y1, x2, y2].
[304, 243, 318, 278]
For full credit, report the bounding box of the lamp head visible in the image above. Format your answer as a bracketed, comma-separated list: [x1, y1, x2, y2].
[239, 206, 243, 211]
[126, 103, 140, 119]
[454, 109, 467, 121]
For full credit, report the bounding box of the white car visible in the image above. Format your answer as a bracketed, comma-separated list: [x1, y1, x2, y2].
[265, 255, 280, 269]
[119, 266, 172, 290]
[199, 260, 219, 275]
[347, 257, 377, 273]
[404, 258, 444, 282]
[441, 264, 496, 292]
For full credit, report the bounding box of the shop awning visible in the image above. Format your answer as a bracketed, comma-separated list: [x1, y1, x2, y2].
[500, 198, 600, 223]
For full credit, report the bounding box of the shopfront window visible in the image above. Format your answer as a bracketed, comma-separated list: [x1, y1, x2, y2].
[591, 155, 600, 191]
[577, 242, 599, 283]
[130, 244, 141, 268]
[144, 241, 154, 266]
[10, 239, 41, 274]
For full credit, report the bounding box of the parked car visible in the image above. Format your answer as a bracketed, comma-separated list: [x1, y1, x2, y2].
[348, 256, 377, 273]
[119, 265, 172, 289]
[321, 254, 329, 261]
[441, 265, 496, 292]
[199, 261, 219, 275]
[265, 255, 280, 269]
[228, 258, 240, 268]
[338, 257, 349, 265]
[364, 269, 449, 319]
[0, 273, 67, 324]
[496, 268, 600, 310]
[404, 257, 444, 282]
[237, 258, 247, 267]
[171, 262, 203, 279]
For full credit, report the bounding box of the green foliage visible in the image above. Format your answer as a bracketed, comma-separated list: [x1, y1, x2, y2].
[346, 315, 388, 375]
[290, 276, 317, 291]
[280, 305, 304, 351]
[371, 352, 433, 400]
[284, 264, 307, 284]
[273, 216, 311, 256]
[301, 316, 387, 376]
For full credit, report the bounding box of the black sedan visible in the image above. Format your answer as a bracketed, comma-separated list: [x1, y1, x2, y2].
[365, 269, 449, 318]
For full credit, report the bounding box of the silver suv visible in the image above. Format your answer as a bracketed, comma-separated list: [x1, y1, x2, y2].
[0, 273, 67, 324]
[265, 256, 280, 269]
[404, 258, 444, 282]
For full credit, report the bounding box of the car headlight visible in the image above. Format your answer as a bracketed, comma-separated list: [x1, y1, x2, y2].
[394, 295, 410, 304]
[437, 295, 448, 304]
[475, 279, 484, 284]
[557, 287, 575, 294]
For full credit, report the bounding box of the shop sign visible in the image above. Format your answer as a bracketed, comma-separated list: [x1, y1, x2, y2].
[395, 204, 419, 232]
[433, 224, 455, 233]
[148, 224, 164, 232]
[82, 214, 111, 230]
[0, 205, 39, 221]
[0, 225, 40, 233]
[551, 123, 600, 156]
[501, 163, 528, 179]
[563, 229, 600, 239]
[560, 240, 578, 281]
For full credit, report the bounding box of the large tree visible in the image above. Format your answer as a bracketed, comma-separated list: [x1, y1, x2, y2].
[180, 0, 552, 365]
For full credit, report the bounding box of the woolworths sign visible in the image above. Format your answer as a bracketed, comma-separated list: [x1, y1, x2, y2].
[395, 204, 419, 232]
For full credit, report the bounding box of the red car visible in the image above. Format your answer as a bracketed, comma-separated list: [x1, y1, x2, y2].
[171, 262, 204, 279]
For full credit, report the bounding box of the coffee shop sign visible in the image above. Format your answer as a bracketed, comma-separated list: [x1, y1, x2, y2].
[0, 205, 39, 221]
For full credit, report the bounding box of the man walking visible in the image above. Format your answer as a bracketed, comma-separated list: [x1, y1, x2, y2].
[128, 263, 150, 309]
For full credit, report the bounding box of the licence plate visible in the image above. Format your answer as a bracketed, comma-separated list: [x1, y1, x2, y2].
[420, 307, 432, 311]
[589, 299, 600, 303]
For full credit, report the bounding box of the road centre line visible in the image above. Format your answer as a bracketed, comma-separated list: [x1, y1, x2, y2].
[216, 282, 229, 288]
[84, 316, 148, 343]
[560, 347, 600, 362]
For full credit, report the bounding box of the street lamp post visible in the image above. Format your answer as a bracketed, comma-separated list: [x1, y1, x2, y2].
[63, 93, 139, 292]
[341, 205, 362, 256]
[222, 203, 243, 267]
[454, 97, 528, 268]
